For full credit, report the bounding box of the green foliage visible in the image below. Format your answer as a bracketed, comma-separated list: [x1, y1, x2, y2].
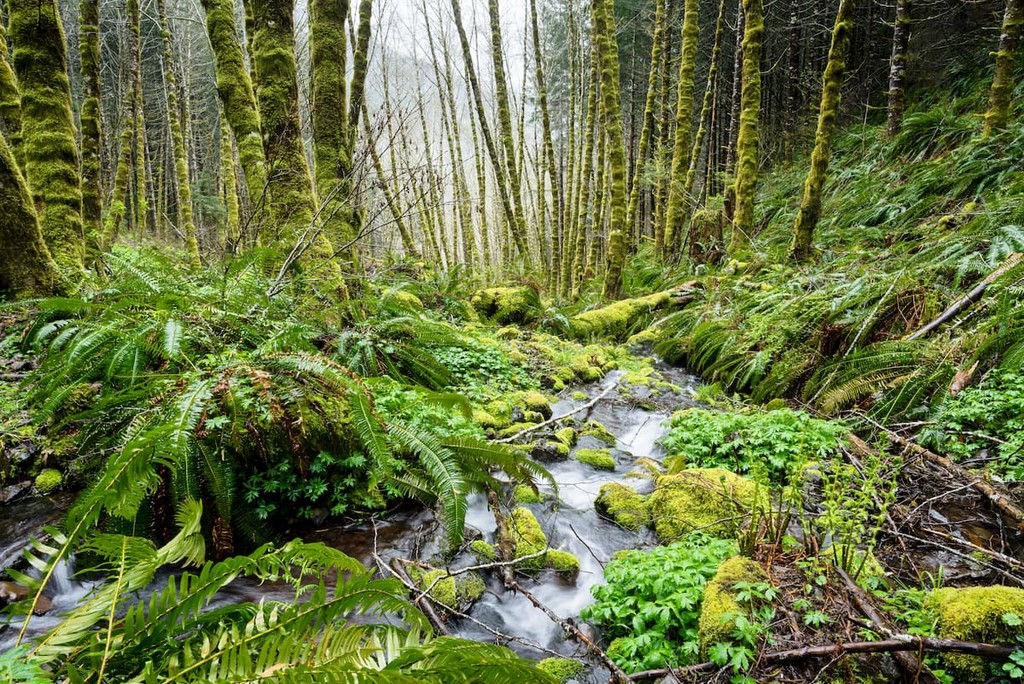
[431, 341, 533, 402]
[581, 534, 737, 672]
[535, 658, 584, 683]
[922, 370, 1024, 480]
[659, 408, 846, 484]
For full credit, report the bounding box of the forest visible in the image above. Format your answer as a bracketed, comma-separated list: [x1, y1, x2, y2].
[1, 0, 1024, 679]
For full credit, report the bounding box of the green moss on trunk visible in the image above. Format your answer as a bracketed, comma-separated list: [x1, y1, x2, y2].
[0, 21, 23, 169]
[790, 0, 856, 262]
[728, 0, 763, 255]
[9, 0, 84, 273]
[983, 0, 1023, 135]
[78, 0, 102, 254]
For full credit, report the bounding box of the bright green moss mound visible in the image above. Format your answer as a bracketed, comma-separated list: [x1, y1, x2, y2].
[470, 287, 539, 325]
[648, 469, 762, 542]
[536, 658, 584, 682]
[504, 507, 580, 578]
[927, 586, 1024, 682]
[513, 484, 544, 504]
[469, 540, 497, 562]
[522, 391, 552, 418]
[595, 483, 650, 530]
[580, 420, 616, 446]
[555, 427, 577, 447]
[698, 556, 768, 654]
[34, 468, 62, 494]
[576, 448, 615, 471]
[570, 291, 674, 340]
[411, 568, 487, 611]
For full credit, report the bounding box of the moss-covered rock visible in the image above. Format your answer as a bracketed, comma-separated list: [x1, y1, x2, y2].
[569, 291, 674, 340]
[390, 290, 424, 311]
[647, 469, 762, 542]
[555, 427, 577, 448]
[469, 539, 497, 562]
[470, 287, 539, 325]
[34, 468, 62, 494]
[546, 550, 580, 579]
[927, 586, 1024, 682]
[410, 568, 487, 611]
[576, 448, 615, 471]
[580, 420, 616, 447]
[504, 507, 580, 579]
[698, 556, 768, 654]
[513, 484, 544, 504]
[530, 440, 570, 462]
[522, 391, 553, 419]
[536, 657, 584, 683]
[570, 391, 588, 402]
[595, 483, 650, 530]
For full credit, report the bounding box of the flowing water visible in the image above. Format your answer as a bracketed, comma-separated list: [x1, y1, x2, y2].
[0, 366, 701, 674]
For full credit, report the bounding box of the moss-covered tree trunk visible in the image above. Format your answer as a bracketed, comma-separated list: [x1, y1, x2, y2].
[790, 0, 855, 262]
[885, 0, 911, 138]
[662, 0, 700, 259]
[983, 0, 1023, 136]
[593, 0, 628, 299]
[202, 0, 267, 224]
[310, 0, 349, 211]
[574, 58, 599, 294]
[728, 0, 762, 255]
[157, 0, 199, 265]
[220, 114, 241, 247]
[684, 0, 726, 219]
[78, 0, 102, 253]
[0, 20, 22, 167]
[625, 0, 667, 240]
[0, 132, 59, 296]
[530, 0, 561, 289]
[9, 0, 84, 273]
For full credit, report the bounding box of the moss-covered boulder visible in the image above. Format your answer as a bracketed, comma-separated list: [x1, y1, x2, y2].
[470, 287, 539, 325]
[927, 586, 1024, 682]
[555, 426, 577, 448]
[410, 568, 487, 612]
[698, 556, 768, 654]
[569, 291, 674, 340]
[647, 469, 762, 542]
[34, 468, 62, 494]
[576, 448, 615, 471]
[595, 483, 650, 531]
[580, 420, 616, 447]
[504, 507, 580, 580]
[522, 391, 553, 419]
[536, 657, 584, 683]
[469, 540, 497, 562]
[513, 484, 544, 504]
[530, 439, 570, 462]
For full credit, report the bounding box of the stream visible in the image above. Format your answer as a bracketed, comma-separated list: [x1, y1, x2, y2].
[0, 366, 700, 676]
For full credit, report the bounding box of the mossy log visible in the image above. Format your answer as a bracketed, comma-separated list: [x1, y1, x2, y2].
[569, 289, 692, 340]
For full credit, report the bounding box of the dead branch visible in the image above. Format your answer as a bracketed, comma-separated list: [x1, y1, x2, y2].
[375, 554, 451, 636]
[906, 252, 1023, 341]
[497, 380, 620, 444]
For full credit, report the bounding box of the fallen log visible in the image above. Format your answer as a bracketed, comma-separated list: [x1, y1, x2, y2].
[628, 635, 1017, 681]
[838, 568, 942, 684]
[569, 285, 699, 340]
[906, 252, 1023, 341]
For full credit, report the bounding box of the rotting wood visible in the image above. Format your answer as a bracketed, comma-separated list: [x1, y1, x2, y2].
[628, 635, 1017, 680]
[906, 252, 1023, 341]
[839, 568, 942, 684]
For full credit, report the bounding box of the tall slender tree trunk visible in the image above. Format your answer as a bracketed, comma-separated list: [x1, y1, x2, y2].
[593, 0, 628, 299]
[983, 0, 1023, 135]
[662, 0, 701, 259]
[220, 114, 241, 248]
[886, 0, 911, 138]
[78, 0, 102, 253]
[0, 132, 59, 295]
[0, 20, 22, 167]
[728, 0, 762, 254]
[724, 0, 744, 179]
[9, 0, 84, 272]
[310, 0, 350, 236]
[157, 0, 199, 264]
[685, 0, 727, 218]
[790, 0, 856, 261]
[530, 0, 561, 289]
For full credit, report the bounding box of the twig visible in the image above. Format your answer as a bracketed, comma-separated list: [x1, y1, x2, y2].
[497, 380, 620, 444]
[374, 553, 451, 636]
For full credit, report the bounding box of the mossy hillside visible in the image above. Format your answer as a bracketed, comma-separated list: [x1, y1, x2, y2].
[504, 507, 580, 578]
[595, 482, 651, 530]
[575, 447, 615, 471]
[926, 586, 1024, 682]
[698, 556, 768, 654]
[648, 469, 763, 542]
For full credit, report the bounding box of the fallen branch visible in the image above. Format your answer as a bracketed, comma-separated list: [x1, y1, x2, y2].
[906, 252, 1023, 341]
[508, 577, 631, 683]
[838, 568, 942, 684]
[497, 380, 619, 444]
[376, 555, 451, 636]
[628, 635, 1017, 681]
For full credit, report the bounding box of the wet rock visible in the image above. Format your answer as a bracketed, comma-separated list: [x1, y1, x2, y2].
[33, 594, 53, 614]
[531, 440, 570, 463]
[0, 581, 29, 603]
[0, 480, 32, 504]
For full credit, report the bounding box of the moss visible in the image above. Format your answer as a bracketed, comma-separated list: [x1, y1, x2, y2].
[595, 483, 651, 530]
[927, 586, 1024, 682]
[581, 421, 616, 447]
[729, 0, 763, 254]
[570, 292, 674, 340]
[411, 568, 487, 611]
[504, 507, 579, 577]
[496, 326, 520, 339]
[34, 468, 62, 494]
[546, 549, 581, 578]
[571, 391, 588, 402]
[698, 556, 768, 655]
[497, 423, 540, 440]
[648, 469, 762, 542]
[457, 573, 487, 604]
[555, 427, 577, 448]
[522, 391, 553, 419]
[391, 290, 424, 311]
[576, 448, 615, 471]
[469, 540, 497, 562]
[470, 287, 539, 325]
[10, 0, 84, 273]
[536, 658, 584, 683]
[513, 484, 544, 504]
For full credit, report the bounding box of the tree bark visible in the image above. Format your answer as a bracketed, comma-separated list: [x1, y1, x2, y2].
[728, 0, 762, 254]
[886, 0, 911, 138]
[984, 0, 1024, 135]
